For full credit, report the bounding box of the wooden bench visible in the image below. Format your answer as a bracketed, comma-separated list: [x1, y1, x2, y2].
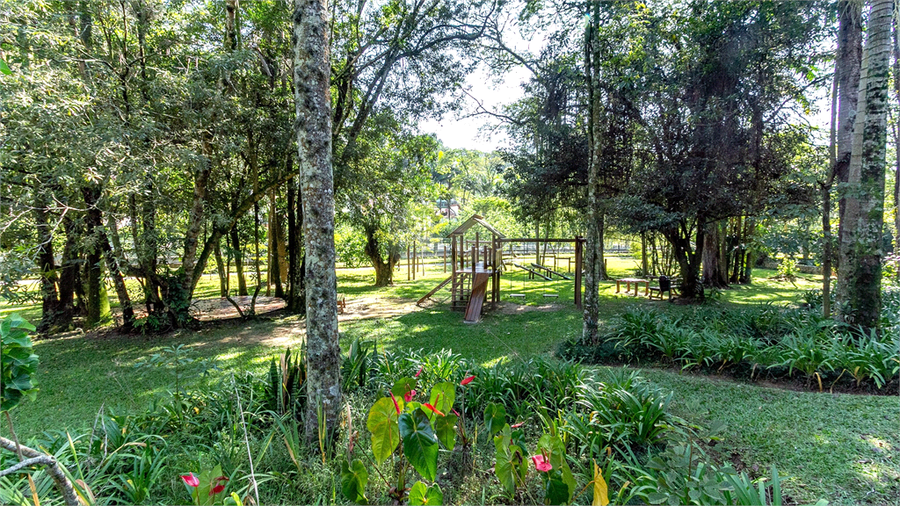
[337, 296, 347, 313]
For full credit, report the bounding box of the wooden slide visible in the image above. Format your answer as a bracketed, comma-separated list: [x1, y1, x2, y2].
[464, 272, 492, 323]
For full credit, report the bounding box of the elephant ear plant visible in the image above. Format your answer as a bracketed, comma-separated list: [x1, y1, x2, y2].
[0, 313, 81, 506]
[343, 374, 470, 504]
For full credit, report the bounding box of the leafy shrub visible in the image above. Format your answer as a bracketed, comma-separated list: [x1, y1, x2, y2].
[565, 304, 899, 390]
[643, 443, 787, 506]
[265, 347, 307, 418]
[0, 313, 38, 411]
[569, 368, 679, 453]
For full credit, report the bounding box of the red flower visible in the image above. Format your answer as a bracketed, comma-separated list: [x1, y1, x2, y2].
[452, 409, 461, 417]
[181, 473, 199, 487]
[460, 376, 475, 386]
[389, 392, 401, 414]
[415, 366, 423, 378]
[209, 477, 228, 496]
[532, 454, 552, 472]
[404, 389, 417, 403]
[423, 403, 445, 417]
[511, 422, 524, 428]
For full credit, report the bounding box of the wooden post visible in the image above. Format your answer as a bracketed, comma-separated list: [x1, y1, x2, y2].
[451, 236, 457, 305]
[493, 238, 501, 305]
[407, 245, 411, 281]
[412, 242, 417, 281]
[475, 231, 480, 264]
[443, 245, 447, 273]
[575, 236, 583, 309]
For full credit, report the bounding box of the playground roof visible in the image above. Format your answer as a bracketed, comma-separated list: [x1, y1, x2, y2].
[446, 214, 505, 238]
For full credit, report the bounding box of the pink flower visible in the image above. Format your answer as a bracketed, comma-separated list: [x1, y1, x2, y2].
[452, 409, 461, 417]
[423, 403, 445, 417]
[209, 477, 228, 496]
[511, 422, 524, 428]
[532, 455, 552, 473]
[404, 389, 417, 403]
[415, 366, 423, 378]
[460, 376, 475, 386]
[389, 392, 401, 414]
[181, 473, 199, 487]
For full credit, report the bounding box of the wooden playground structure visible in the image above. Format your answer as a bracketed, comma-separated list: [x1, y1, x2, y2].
[417, 215, 584, 323]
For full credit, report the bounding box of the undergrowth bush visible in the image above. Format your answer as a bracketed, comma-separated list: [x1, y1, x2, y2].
[0, 314, 814, 505]
[561, 300, 900, 391]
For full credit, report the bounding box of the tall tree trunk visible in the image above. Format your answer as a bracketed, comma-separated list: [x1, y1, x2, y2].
[363, 225, 399, 287]
[168, 163, 212, 327]
[142, 191, 161, 312]
[99, 231, 134, 332]
[893, 2, 900, 263]
[582, 3, 602, 343]
[702, 220, 728, 288]
[294, 0, 341, 444]
[823, 40, 840, 317]
[82, 188, 133, 331]
[835, 0, 864, 299]
[224, 0, 239, 51]
[215, 239, 228, 297]
[838, 0, 892, 330]
[269, 188, 285, 298]
[257, 201, 265, 296]
[287, 174, 301, 309]
[729, 216, 743, 284]
[288, 175, 306, 313]
[665, 220, 704, 300]
[231, 226, 248, 296]
[58, 217, 78, 319]
[597, 213, 607, 280]
[641, 232, 649, 276]
[82, 186, 111, 328]
[34, 194, 61, 334]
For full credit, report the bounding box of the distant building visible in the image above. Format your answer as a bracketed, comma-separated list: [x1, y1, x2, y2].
[436, 199, 460, 219]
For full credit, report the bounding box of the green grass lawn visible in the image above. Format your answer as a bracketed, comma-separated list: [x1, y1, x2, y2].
[1, 261, 897, 504]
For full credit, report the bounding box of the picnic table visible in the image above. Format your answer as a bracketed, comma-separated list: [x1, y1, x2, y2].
[616, 277, 649, 296]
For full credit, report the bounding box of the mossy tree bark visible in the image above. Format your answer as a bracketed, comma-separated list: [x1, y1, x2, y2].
[702, 220, 729, 288]
[836, 1, 864, 261]
[363, 225, 400, 287]
[82, 186, 111, 328]
[294, 0, 341, 444]
[582, 5, 600, 344]
[837, 0, 892, 330]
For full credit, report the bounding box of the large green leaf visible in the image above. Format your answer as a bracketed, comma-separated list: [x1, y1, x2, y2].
[538, 434, 575, 503]
[1, 314, 39, 412]
[545, 471, 570, 506]
[434, 413, 457, 450]
[483, 402, 507, 435]
[428, 382, 455, 417]
[366, 397, 400, 463]
[408, 481, 443, 505]
[391, 377, 418, 398]
[340, 459, 368, 504]
[0, 58, 11, 75]
[494, 432, 527, 499]
[399, 409, 439, 482]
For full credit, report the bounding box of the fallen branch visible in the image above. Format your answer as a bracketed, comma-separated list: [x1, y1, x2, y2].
[0, 436, 79, 506]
